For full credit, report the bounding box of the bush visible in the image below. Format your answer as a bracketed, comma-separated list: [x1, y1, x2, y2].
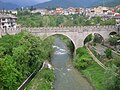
[42, 69, 55, 82]
[109, 36, 119, 46]
[104, 48, 112, 59]
[76, 47, 89, 56]
[104, 65, 118, 90]
[74, 48, 93, 70]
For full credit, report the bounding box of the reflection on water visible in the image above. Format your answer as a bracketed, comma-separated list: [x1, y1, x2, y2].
[51, 38, 93, 90]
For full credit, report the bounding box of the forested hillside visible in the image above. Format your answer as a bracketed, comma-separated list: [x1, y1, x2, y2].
[93, 0, 120, 7]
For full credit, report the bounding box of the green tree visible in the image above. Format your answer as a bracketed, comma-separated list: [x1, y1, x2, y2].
[0, 32, 54, 90]
[74, 54, 92, 70]
[74, 48, 93, 70]
[93, 16, 102, 25]
[109, 35, 119, 48]
[116, 9, 120, 13]
[104, 48, 112, 59]
[84, 34, 93, 45]
[56, 15, 64, 26]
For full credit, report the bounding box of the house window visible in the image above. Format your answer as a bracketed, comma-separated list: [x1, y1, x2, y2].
[2, 19, 5, 21]
[3, 26, 6, 28]
[2, 23, 4, 25]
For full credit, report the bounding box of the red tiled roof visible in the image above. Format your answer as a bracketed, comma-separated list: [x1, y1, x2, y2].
[115, 14, 120, 16]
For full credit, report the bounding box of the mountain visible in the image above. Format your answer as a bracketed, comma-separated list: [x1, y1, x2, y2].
[33, 0, 100, 8]
[0, 0, 120, 10]
[91, 0, 120, 7]
[33, 0, 120, 9]
[0, 1, 19, 10]
[101, 0, 120, 7]
[2, 0, 38, 7]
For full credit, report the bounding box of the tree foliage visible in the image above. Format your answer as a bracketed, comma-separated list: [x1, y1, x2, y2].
[104, 48, 112, 59]
[17, 14, 116, 27]
[104, 65, 120, 90]
[109, 35, 119, 46]
[0, 32, 53, 90]
[74, 48, 93, 70]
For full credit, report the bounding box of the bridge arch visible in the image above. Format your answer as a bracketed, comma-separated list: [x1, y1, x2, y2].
[44, 33, 76, 52]
[94, 33, 104, 44]
[84, 34, 93, 45]
[83, 33, 104, 45]
[109, 31, 117, 36]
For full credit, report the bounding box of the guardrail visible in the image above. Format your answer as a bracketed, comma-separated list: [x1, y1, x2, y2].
[17, 60, 52, 90]
[85, 44, 107, 70]
[17, 64, 43, 90]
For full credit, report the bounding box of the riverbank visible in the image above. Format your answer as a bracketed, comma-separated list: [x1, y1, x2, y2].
[81, 62, 105, 90]
[73, 47, 106, 90]
[25, 68, 54, 90]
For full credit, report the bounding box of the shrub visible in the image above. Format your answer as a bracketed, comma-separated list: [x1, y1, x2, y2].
[104, 48, 112, 59]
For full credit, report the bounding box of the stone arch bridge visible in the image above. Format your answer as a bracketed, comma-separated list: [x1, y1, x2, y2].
[0, 26, 118, 49]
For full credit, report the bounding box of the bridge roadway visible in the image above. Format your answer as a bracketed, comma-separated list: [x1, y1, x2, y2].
[0, 25, 118, 49]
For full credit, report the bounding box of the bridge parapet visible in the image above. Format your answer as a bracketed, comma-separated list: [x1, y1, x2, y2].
[82, 25, 116, 31]
[0, 25, 117, 36]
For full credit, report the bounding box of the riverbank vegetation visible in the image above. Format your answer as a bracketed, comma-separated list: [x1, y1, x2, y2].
[104, 49, 120, 90]
[109, 35, 120, 52]
[73, 47, 105, 90]
[89, 40, 120, 90]
[0, 32, 54, 90]
[17, 14, 116, 27]
[73, 31, 120, 89]
[26, 68, 54, 90]
[74, 46, 120, 90]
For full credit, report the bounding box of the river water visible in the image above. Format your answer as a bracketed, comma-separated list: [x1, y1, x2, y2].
[51, 38, 93, 90]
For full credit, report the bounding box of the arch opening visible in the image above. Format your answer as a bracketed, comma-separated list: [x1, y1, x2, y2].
[109, 32, 117, 36]
[84, 34, 93, 45]
[44, 34, 75, 54]
[93, 33, 104, 44]
[83, 33, 104, 45]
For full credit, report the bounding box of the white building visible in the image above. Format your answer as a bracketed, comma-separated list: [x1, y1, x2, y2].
[9, 10, 18, 15]
[0, 14, 17, 29]
[31, 9, 48, 15]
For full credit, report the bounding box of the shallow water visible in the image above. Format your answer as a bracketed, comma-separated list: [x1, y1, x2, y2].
[51, 38, 93, 90]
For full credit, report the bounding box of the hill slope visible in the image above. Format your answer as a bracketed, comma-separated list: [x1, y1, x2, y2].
[33, 0, 120, 9]
[92, 0, 120, 7]
[104, 0, 120, 7]
[33, 0, 100, 8]
[0, 1, 19, 10]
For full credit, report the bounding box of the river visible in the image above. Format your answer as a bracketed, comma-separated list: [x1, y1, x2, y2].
[51, 38, 93, 90]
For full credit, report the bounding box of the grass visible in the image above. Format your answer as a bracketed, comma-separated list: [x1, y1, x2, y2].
[26, 68, 54, 90]
[81, 62, 105, 90]
[74, 47, 106, 90]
